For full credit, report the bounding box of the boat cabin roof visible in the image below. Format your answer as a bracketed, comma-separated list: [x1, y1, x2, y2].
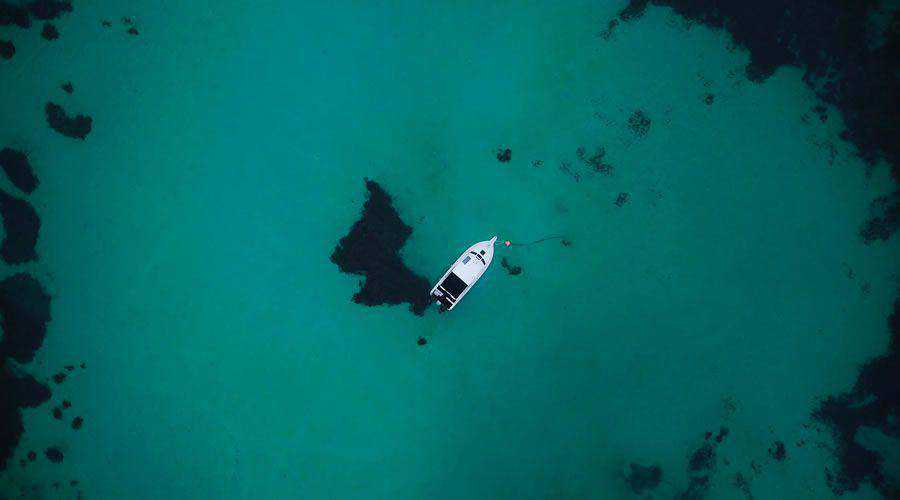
[454, 251, 487, 283]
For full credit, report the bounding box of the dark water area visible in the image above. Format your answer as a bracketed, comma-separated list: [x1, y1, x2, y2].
[1, 0, 899, 498]
[331, 180, 431, 316]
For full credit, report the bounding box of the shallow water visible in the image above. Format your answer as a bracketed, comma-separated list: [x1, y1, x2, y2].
[1, 1, 898, 498]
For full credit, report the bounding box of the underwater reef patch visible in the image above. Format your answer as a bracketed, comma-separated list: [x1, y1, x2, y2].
[0, 1, 71, 29]
[40, 22, 58, 40]
[0, 148, 39, 194]
[45, 102, 92, 139]
[44, 447, 63, 463]
[768, 441, 786, 461]
[732, 472, 752, 499]
[678, 475, 710, 500]
[688, 442, 716, 472]
[576, 146, 613, 175]
[60, 81, 73, 94]
[0, 273, 52, 363]
[860, 190, 900, 245]
[0, 39, 13, 59]
[0, 2, 31, 28]
[812, 298, 900, 497]
[673, 426, 732, 499]
[615, 0, 900, 240]
[0, 189, 41, 264]
[331, 179, 431, 316]
[27, 0, 72, 21]
[627, 110, 651, 137]
[500, 257, 522, 276]
[0, 364, 51, 471]
[496, 148, 512, 163]
[625, 462, 662, 494]
[599, 19, 619, 41]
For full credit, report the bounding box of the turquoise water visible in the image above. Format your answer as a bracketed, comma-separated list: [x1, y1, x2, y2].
[2, 1, 899, 498]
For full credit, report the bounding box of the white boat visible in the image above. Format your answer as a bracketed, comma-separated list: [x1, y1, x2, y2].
[430, 236, 498, 311]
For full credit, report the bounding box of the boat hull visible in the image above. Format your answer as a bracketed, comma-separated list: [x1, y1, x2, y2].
[430, 236, 497, 311]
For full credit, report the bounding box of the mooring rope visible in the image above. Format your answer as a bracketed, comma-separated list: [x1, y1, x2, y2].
[506, 235, 566, 247]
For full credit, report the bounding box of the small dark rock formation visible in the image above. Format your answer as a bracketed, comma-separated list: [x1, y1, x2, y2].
[0, 189, 41, 263]
[126, 26, 138, 36]
[703, 93, 715, 105]
[60, 81, 73, 94]
[64, 365, 74, 371]
[500, 257, 522, 276]
[627, 110, 651, 137]
[330, 179, 431, 315]
[61, 400, 71, 408]
[625, 463, 662, 494]
[101, 19, 111, 27]
[52, 407, 62, 419]
[614, 192, 629, 207]
[71, 416, 82, 430]
[715, 426, 729, 443]
[27, 451, 36, 461]
[577, 146, 613, 175]
[688, 443, 715, 472]
[44, 447, 63, 463]
[45, 102, 92, 139]
[0, 39, 13, 59]
[52, 372, 66, 384]
[79, 362, 86, 369]
[40, 22, 58, 40]
[0, 148, 39, 193]
[121, 16, 133, 25]
[561, 239, 571, 247]
[496, 148, 511, 163]
[768, 440, 786, 461]
[599, 19, 619, 40]
[531, 159, 543, 168]
[416, 337, 427, 346]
